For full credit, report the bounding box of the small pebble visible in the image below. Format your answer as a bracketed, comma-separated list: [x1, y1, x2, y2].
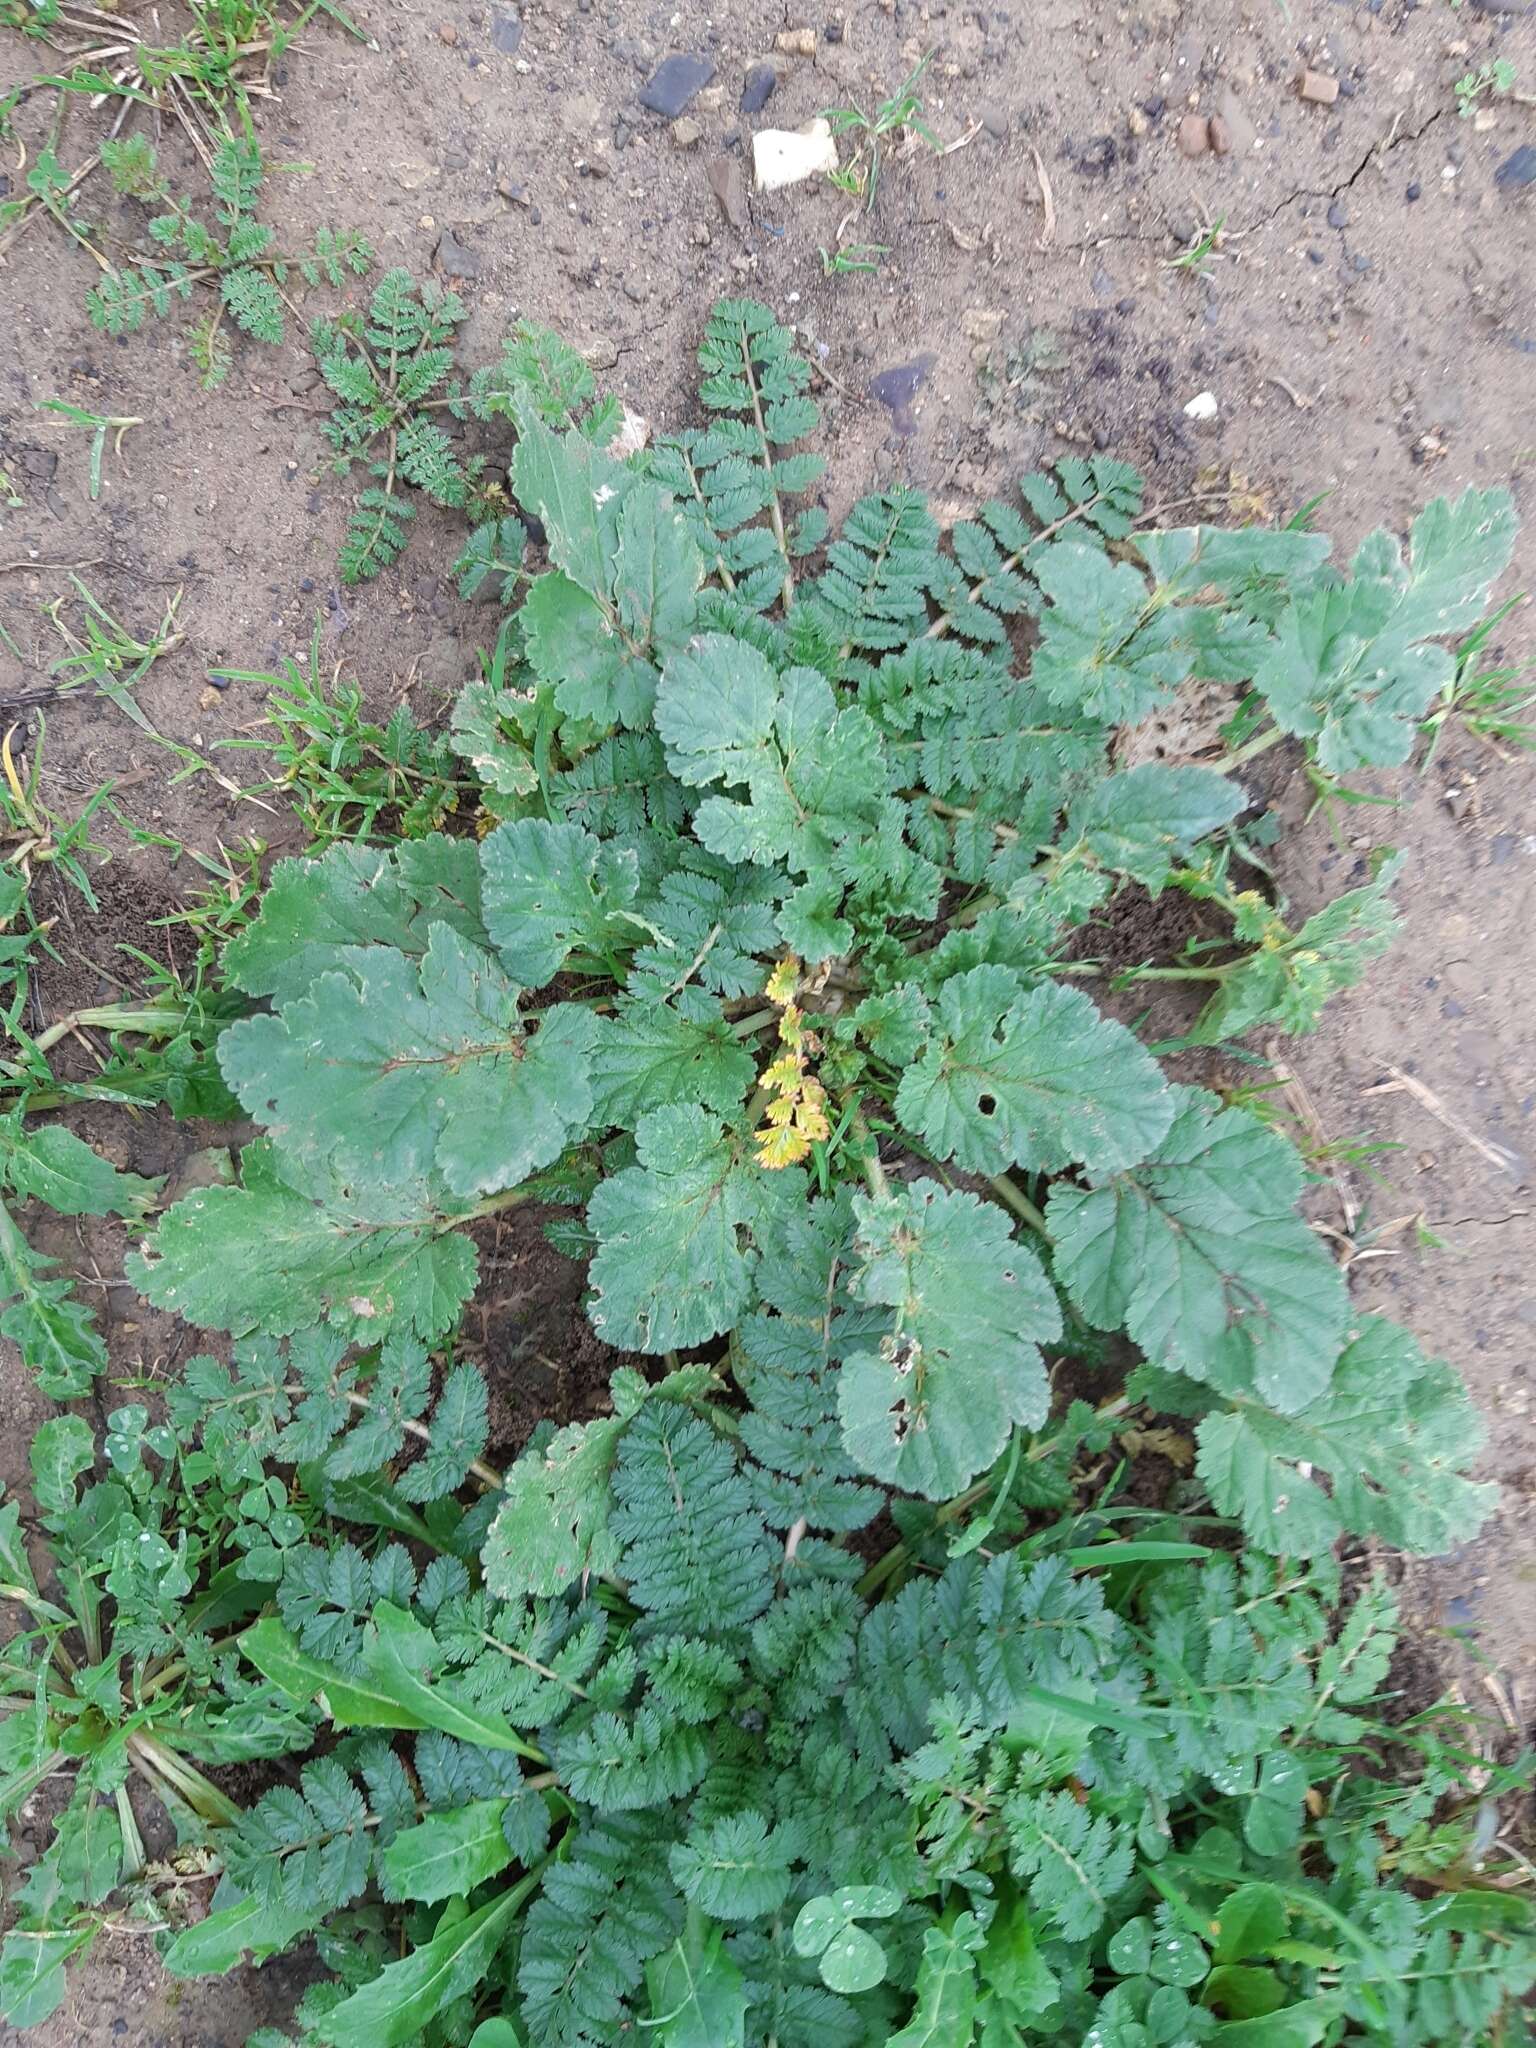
[1183, 389, 1218, 420]
[1177, 112, 1210, 157]
[489, 5, 522, 55]
[671, 117, 702, 148]
[1208, 113, 1232, 155]
[1496, 144, 1536, 191]
[638, 52, 714, 117]
[775, 26, 816, 55]
[1405, 179, 1421, 201]
[740, 63, 777, 114]
[1326, 199, 1347, 229]
[438, 22, 457, 43]
[1298, 69, 1340, 105]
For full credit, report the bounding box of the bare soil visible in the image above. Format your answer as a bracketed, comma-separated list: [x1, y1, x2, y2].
[2, 0, 1534, 2036]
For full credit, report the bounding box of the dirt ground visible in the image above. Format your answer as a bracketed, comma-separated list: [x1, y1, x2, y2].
[2, 0, 1534, 2037]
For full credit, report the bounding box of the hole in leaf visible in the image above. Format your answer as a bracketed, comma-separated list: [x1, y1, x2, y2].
[977, 1093, 998, 1117]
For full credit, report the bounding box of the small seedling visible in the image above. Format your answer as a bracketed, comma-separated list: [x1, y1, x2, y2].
[34, 399, 142, 500]
[1167, 211, 1227, 275]
[311, 268, 478, 582]
[1421, 598, 1534, 760]
[43, 577, 183, 704]
[88, 130, 371, 387]
[212, 627, 463, 839]
[822, 56, 940, 208]
[1455, 57, 1516, 116]
[819, 240, 888, 276]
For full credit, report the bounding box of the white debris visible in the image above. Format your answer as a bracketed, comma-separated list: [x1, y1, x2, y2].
[605, 405, 651, 460]
[752, 118, 838, 193]
[1183, 390, 1219, 421]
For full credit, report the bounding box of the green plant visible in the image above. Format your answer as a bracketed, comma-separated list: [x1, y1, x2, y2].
[821, 242, 890, 277]
[822, 58, 940, 209]
[34, 399, 142, 501]
[41, 576, 183, 702]
[3, 303, 1532, 2042]
[87, 130, 370, 387]
[311, 270, 481, 582]
[1455, 57, 1516, 116]
[1420, 599, 1535, 760]
[0, 0, 365, 264]
[1168, 212, 1227, 276]
[212, 629, 466, 840]
[0, 1400, 320, 2024]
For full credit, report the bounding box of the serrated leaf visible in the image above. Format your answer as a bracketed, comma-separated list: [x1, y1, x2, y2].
[1061, 764, 1245, 892]
[656, 635, 888, 872]
[668, 1811, 793, 1920]
[449, 675, 538, 795]
[1, 1209, 106, 1398]
[482, 1412, 626, 1601]
[222, 837, 487, 1002]
[896, 965, 1172, 1176]
[591, 993, 755, 1126]
[1254, 489, 1516, 774]
[1193, 1314, 1497, 1557]
[219, 926, 595, 1201]
[587, 1105, 800, 1352]
[0, 1121, 160, 1218]
[838, 1182, 1060, 1498]
[511, 415, 638, 596]
[1048, 1085, 1347, 1411]
[1004, 1789, 1132, 1943]
[480, 816, 640, 987]
[129, 1147, 478, 1344]
[644, 1926, 747, 2048]
[0, 1929, 91, 2028]
[1189, 855, 1402, 1046]
[886, 1914, 983, 2048]
[1032, 544, 1191, 723]
[381, 1800, 515, 1903]
[523, 570, 659, 731]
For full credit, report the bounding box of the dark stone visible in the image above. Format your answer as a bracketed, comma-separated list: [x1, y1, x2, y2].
[869, 354, 937, 437]
[434, 230, 480, 278]
[207, 672, 230, 690]
[1441, 996, 1469, 1019]
[1326, 199, 1347, 228]
[490, 6, 523, 54]
[1306, 247, 1324, 264]
[1405, 179, 1421, 201]
[1072, 133, 1118, 177]
[638, 52, 714, 117]
[707, 153, 749, 230]
[824, 20, 844, 41]
[1489, 832, 1518, 866]
[19, 448, 57, 482]
[1496, 144, 1536, 191]
[740, 62, 777, 113]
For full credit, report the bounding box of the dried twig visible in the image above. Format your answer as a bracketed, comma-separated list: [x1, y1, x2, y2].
[1364, 1064, 1524, 1181]
[1028, 142, 1056, 248]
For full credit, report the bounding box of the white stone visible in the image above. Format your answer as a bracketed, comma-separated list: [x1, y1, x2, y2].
[752, 118, 838, 192]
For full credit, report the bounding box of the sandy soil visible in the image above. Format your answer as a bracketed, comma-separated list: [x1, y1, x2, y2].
[1, 0, 1533, 2036]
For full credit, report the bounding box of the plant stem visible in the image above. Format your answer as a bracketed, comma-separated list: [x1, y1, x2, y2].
[1211, 724, 1284, 774]
[985, 1175, 1051, 1239]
